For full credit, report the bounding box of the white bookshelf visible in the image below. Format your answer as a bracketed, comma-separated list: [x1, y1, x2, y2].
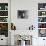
[0, 3, 8, 38]
[0, 2, 9, 46]
[38, 10, 46, 11]
[38, 3, 46, 37]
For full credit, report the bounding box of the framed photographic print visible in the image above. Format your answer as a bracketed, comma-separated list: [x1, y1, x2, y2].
[17, 10, 28, 19]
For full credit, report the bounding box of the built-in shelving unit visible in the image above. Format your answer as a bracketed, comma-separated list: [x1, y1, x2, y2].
[0, 3, 8, 37]
[38, 3, 46, 37]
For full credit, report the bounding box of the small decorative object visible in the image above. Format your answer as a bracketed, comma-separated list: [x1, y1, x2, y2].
[3, 18, 7, 22]
[0, 23, 8, 30]
[43, 39, 45, 40]
[38, 17, 46, 22]
[11, 23, 16, 30]
[29, 25, 35, 30]
[45, 6, 46, 8]
[0, 6, 1, 10]
[5, 6, 8, 10]
[40, 8, 44, 10]
[42, 12, 45, 15]
[38, 17, 42, 22]
[38, 23, 46, 28]
[39, 29, 46, 37]
[0, 11, 8, 16]
[0, 17, 7, 22]
[0, 23, 8, 37]
[38, 3, 46, 10]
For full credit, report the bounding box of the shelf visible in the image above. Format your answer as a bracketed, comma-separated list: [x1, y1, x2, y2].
[0, 22, 8, 23]
[38, 22, 46, 23]
[0, 10, 8, 11]
[38, 16, 46, 17]
[38, 28, 46, 29]
[0, 16, 8, 17]
[38, 10, 46, 11]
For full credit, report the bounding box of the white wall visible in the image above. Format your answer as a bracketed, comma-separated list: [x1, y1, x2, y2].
[11, 0, 38, 30]
[11, 0, 46, 46]
[11, 0, 38, 45]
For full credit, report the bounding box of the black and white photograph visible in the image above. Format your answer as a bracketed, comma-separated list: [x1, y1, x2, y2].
[17, 10, 28, 19]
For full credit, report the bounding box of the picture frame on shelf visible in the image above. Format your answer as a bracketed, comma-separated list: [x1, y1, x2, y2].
[38, 29, 46, 37]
